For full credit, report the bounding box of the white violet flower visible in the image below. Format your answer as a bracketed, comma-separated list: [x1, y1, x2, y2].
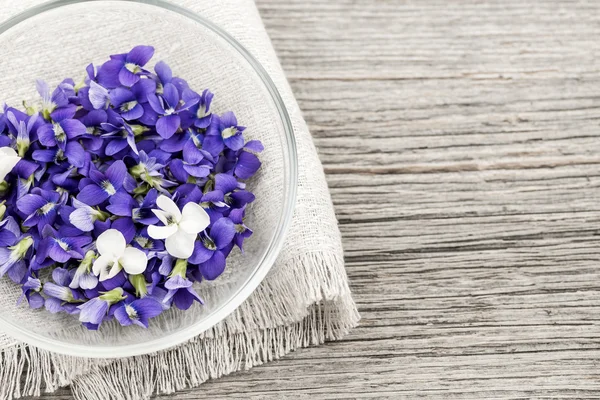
[0, 147, 21, 183]
[92, 229, 148, 281]
[147, 195, 210, 259]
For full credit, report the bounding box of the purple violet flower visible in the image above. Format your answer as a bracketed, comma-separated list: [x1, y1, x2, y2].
[37, 105, 86, 151]
[36, 225, 91, 263]
[36, 79, 70, 121]
[203, 112, 246, 156]
[0, 234, 34, 283]
[96, 45, 155, 88]
[76, 160, 129, 206]
[180, 89, 214, 129]
[109, 78, 156, 121]
[16, 188, 66, 232]
[114, 297, 163, 328]
[163, 265, 203, 311]
[78, 288, 127, 326]
[189, 217, 236, 280]
[18, 276, 44, 309]
[146, 83, 199, 139]
[229, 207, 253, 251]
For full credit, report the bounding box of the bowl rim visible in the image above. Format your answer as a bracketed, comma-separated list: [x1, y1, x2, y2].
[0, 0, 298, 358]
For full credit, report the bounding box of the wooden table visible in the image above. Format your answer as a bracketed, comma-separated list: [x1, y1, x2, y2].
[42, 0, 600, 398]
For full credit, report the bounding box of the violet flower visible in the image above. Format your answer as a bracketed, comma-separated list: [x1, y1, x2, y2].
[147, 195, 210, 259]
[114, 297, 163, 328]
[19, 276, 44, 309]
[76, 160, 128, 206]
[6, 112, 39, 157]
[36, 225, 91, 263]
[96, 45, 155, 88]
[0, 235, 33, 283]
[163, 259, 203, 310]
[188, 217, 236, 280]
[36, 79, 70, 121]
[16, 188, 66, 232]
[147, 83, 199, 139]
[203, 112, 246, 156]
[229, 207, 253, 251]
[107, 188, 159, 226]
[180, 89, 214, 129]
[44, 267, 82, 314]
[37, 105, 86, 151]
[78, 288, 127, 326]
[109, 78, 156, 121]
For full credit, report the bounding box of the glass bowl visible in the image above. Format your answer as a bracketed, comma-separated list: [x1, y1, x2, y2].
[0, 0, 297, 358]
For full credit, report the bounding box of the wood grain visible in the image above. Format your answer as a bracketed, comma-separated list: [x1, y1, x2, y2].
[38, 0, 600, 398]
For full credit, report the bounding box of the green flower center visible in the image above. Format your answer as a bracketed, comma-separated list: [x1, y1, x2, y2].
[121, 101, 138, 112]
[235, 224, 246, 234]
[53, 123, 66, 142]
[125, 63, 141, 74]
[221, 127, 237, 139]
[102, 180, 116, 195]
[56, 239, 70, 252]
[39, 202, 56, 215]
[125, 304, 138, 319]
[196, 105, 207, 119]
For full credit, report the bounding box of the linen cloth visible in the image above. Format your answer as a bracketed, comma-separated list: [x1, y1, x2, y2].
[0, 0, 359, 399]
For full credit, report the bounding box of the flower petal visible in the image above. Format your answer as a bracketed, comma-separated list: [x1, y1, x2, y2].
[89, 81, 109, 110]
[96, 59, 124, 89]
[65, 141, 86, 168]
[60, 119, 87, 139]
[119, 68, 139, 87]
[200, 251, 226, 280]
[168, 159, 189, 182]
[50, 105, 77, 122]
[92, 254, 112, 278]
[147, 224, 178, 240]
[147, 94, 166, 114]
[119, 247, 148, 275]
[223, 133, 245, 151]
[105, 160, 127, 189]
[78, 298, 109, 324]
[155, 60, 172, 84]
[37, 124, 57, 147]
[77, 184, 109, 206]
[133, 298, 163, 319]
[214, 173, 239, 194]
[121, 103, 144, 121]
[112, 217, 136, 243]
[235, 151, 262, 180]
[16, 194, 46, 215]
[156, 195, 182, 221]
[114, 305, 133, 326]
[183, 164, 211, 178]
[180, 202, 210, 234]
[151, 209, 170, 225]
[96, 229, 126, 257]
[210, 217, 236, 249]
[165, 229, 196, 259]
[69, 206, 96, 232]
[126, 45, 155, 66]
[105, 138, 129, 156]
[162, 83, 179, 109]
[188, 241, 214, 265]
[109, 87, 134, 108]
[107, 191, 136, 216]
[156, 114, 180, 139]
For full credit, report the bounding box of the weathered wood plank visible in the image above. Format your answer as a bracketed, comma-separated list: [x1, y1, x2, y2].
[36, 0, 600, 398]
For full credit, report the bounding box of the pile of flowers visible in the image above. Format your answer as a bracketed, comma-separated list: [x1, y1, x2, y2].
[0, 45, 262, 329]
